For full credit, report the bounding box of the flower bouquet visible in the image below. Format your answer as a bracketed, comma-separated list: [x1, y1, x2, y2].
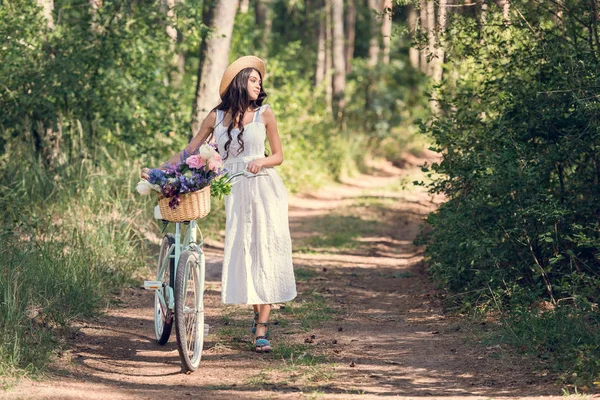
[136, 144, 232, 222]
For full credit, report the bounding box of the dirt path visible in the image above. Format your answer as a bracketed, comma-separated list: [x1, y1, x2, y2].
[3, 155, 565, 399]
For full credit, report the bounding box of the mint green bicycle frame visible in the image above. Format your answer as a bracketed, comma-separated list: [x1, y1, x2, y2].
[155, 220, 203, 314]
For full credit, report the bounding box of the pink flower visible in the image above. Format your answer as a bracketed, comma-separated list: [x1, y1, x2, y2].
[186, 154, 206, 169]
[208, 153, 223, 172]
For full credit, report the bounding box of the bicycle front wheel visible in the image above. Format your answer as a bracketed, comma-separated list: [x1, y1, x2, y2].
[174, 248, 205, 372]
[155, 234, 175, 345]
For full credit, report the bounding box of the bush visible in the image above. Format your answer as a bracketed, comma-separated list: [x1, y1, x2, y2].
[419, 1, 600, 310]
[417, 1, 600, 388]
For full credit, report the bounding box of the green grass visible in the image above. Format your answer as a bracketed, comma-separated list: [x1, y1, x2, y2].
[247, 371, 272, 386]
[487, 306, 600, 390]
[0, 148, 154, 383]
[294, 268, 319, 282]
[278, 293, 334, 331]
[271, 343, 327, 366]
[301, 214, 379, 250]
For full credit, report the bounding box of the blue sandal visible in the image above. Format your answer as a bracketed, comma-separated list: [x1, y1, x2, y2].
[251, 312, 270, 339]
[254, 322, 271, 353]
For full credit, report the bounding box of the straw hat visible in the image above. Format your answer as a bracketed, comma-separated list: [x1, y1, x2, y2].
[219, 56, 266, 99]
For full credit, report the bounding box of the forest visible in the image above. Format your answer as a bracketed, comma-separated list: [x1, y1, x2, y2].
[1, 0, 599, 394]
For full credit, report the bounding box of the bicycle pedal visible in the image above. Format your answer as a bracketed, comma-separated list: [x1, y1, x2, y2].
[143, 280, 162, 290]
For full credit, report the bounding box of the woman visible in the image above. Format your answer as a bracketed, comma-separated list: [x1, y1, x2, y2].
[148, 56, 296, 353]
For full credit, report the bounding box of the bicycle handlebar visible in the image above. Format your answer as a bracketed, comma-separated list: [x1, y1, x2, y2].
[223, 170, 266, 184]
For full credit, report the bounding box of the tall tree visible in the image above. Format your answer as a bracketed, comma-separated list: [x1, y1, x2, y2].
[37, 0, 54, 29]
[419, 0, 429, 73]
[345, 0, 356, 73]
[316, 10, 327, 86]
[255, 0, 273, 53]
[239, 0, 250, 13]
[37, 0, 60, 165]
[496, 0, 510, 23]
[381, 0, 392, 64]
[407, 3, 419, 70]
[191, 0, 239, 134]
[368, 0, 380, 66]
[477, 0, 489, 27]
[325, 0, 333, 112]
[161, 0, 184, 86]
[432, 0, 447, 82]
[331, 0, 346, 120]
[426, 0, 435, 75]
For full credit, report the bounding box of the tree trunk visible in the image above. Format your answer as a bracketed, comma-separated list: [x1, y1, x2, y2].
[495, 0, 510, 23]
[553, 0, 564, 27]
[161, 0, 184, 86]
[88, 0, 103, 33]
[407, 4, 419, 70]
[419, 0, 428, 73]
[325, 0, 333, 113]
[37, 0, 54, 29]
[191, 0, 239, 134]
[432, 0, 447, 82]
[331, 0, 346, 120]
[381, 0, 392, 64]
[36, 0, 63, 166]
[427, 0, 435, 76]
[316, 10, 326, 86]
[239, 0, 250, 13]
[368, 0, 380, 66]
[255, 0, 272, 53]
[344, 0, 356, 73]
[477, 0, 488, 27]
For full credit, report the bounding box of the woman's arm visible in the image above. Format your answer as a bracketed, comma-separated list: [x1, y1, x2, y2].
[246, 107, 283, 174]
[165, 111, 217, 165]
[141, 111, 216, 180]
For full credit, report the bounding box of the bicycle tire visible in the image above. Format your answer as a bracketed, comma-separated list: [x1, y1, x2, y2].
[174, 248, 205, 372]
[155, 234, 175, 345]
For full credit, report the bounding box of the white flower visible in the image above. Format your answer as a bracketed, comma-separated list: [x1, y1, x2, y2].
[136, 179, 160, 195]
[199, 143, 216, 160]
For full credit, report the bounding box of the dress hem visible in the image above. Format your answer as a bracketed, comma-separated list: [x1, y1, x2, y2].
[221, 293, 297, 306]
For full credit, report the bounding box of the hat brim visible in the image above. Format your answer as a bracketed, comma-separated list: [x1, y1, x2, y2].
[219, 56, 266, 99]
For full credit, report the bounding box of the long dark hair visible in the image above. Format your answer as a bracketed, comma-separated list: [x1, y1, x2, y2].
[213, 68, 267, 160]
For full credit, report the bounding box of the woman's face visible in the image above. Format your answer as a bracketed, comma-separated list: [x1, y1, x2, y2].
[247, 69, 262, 101]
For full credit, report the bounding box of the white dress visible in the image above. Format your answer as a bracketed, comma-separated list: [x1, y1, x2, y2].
[214, 104, 297, 305]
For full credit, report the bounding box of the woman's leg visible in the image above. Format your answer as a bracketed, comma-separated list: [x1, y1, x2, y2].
[255, 304, 271, 337]
[254, 304, 272, 352]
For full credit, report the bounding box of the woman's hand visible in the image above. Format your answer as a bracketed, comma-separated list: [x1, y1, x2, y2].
[246, 160, 264, 174]
[140, 167, 150, 180]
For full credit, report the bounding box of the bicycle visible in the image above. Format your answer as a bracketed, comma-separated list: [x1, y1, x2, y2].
[143, 170, 246, 372]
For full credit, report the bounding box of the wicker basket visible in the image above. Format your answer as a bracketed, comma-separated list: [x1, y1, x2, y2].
[157, 185, 211, 222]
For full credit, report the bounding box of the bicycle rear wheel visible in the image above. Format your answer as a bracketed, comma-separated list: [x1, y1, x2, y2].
[174, 248, 205, 372]
[155, 234, 175, 345]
